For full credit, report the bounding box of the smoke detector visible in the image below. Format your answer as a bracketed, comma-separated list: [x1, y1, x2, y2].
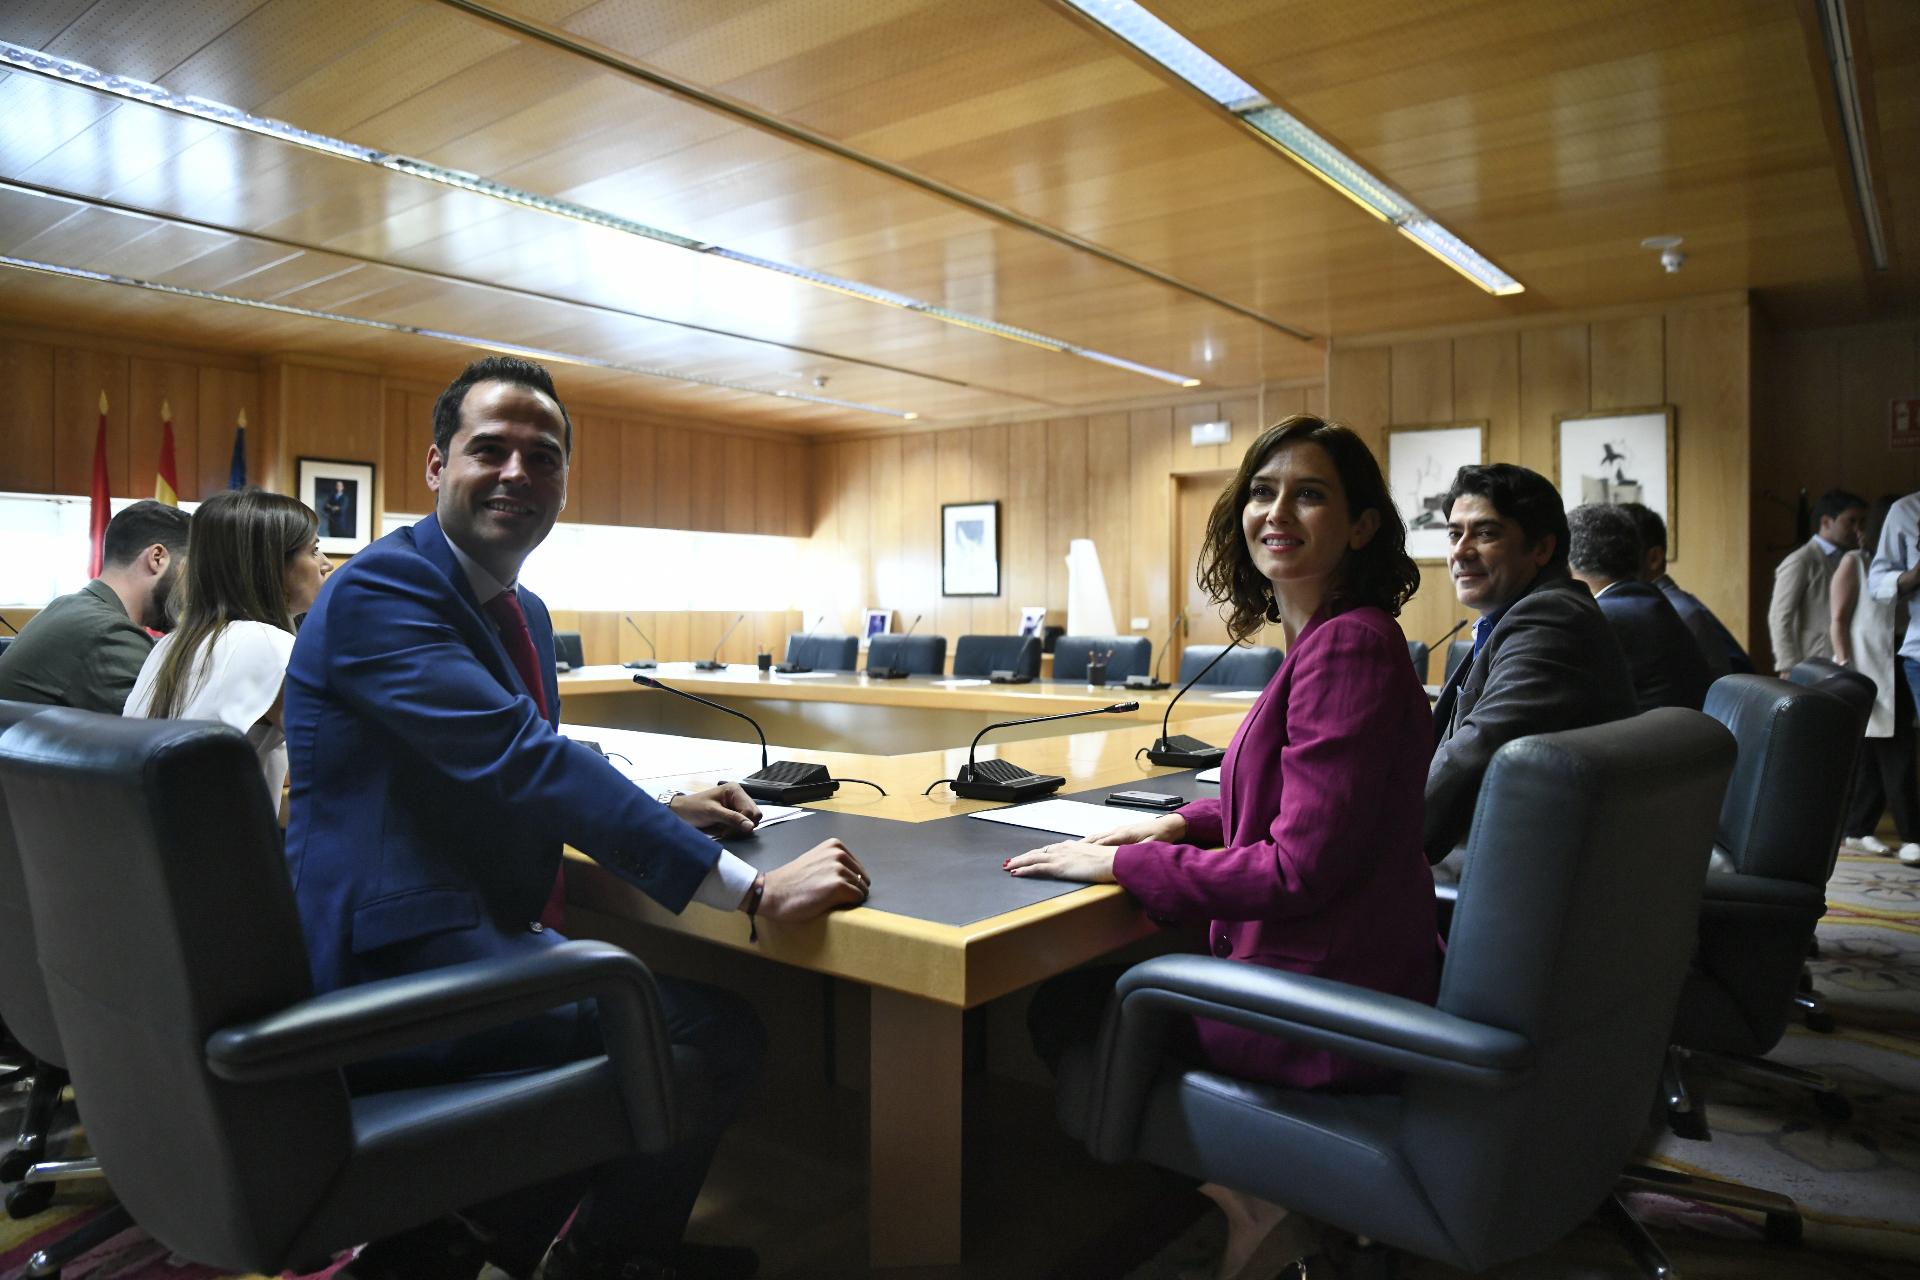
[1641, 235, 1685, 273]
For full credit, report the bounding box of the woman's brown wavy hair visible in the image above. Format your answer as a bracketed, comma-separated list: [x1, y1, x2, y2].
[1195, 415, 1419, 642]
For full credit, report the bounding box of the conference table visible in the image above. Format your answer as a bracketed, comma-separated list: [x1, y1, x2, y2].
[556, 661, 1264, 753]
[557, 705, 1253, 1270]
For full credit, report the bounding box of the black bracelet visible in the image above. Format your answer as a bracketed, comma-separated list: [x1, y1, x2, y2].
[744, 873, 767, 943]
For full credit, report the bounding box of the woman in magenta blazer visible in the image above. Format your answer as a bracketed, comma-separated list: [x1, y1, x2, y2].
[1009, 415, 1438, 1279]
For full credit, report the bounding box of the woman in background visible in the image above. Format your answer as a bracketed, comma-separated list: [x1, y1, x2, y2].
[1009, 416, 1440, 1280]
[1832, 494, 1920, 865]
[125, 487, 330, 801]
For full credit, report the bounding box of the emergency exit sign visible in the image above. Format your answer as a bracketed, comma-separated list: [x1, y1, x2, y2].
[1895, 399, 1920, 450]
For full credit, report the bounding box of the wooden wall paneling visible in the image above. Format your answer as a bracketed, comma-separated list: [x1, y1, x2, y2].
[1452, 331, 1521, 463]
[274, 365, 383, 535]
[575, 611, 619, 667]
[0, 338, 55, 493]
[1303, 382, 1327, 417]
[968, 424, 1010, 635]
[785, 441, 812, 539]
[867, 434, 905, 621]
[1667, 304, 1750, 651]
[1517, 325, 1590, 477]
[1837, 324, 1920, 500]
[567, 412, 623, 526]
[837, 441, 874, 640]
[1128, 407, 1174, 660]
[721, 435, 755, 536]
[1590, 314, 1666, 410]
[754, 435, 787, 538]
[933, 429, 973, 642]
[1170, 401, 1223, 475]
[381, 386, 412, 512]
[1328, 346, 1391, 457]
[621, 420, 658, 528]
[654, 427, 691, 530]
[403, 391, 436, 515]
[52, 347, 129, 497]
[1003, 420, 1048, 639]
[1044, 418, 1088, 619]
[194, 366, 259, 495]
[1085, 412, 1132, 636]
[614, 608, 651, 665]
[898, 434, 940, 644]
[129, 358, 200, 501]
[1389, 338, 1454, 425]
[656, 608, 692, 664]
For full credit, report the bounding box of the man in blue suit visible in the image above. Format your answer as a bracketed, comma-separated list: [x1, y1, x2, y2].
[1568, 503, 1712, 712]
[1618, 501, 1753, 678]
[284, 356, 869, 1280]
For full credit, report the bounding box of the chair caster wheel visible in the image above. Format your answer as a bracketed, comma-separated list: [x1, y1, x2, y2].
[1764, 1211, 1803, 1246]
[6, 1180, 53, 1219]
[1815, 1092, 1852, 1121]
[1667, 1107, 1711, 1141]
[0, 1148, 32, 1181]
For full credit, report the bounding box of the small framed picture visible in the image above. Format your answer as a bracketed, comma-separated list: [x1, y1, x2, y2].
[1387, 423, 1485, 563]
[1018, 606, 1047, 637]
[299, 457, 376, 555]
[942, 500, 1000, 597]
[863, 608, 892, 648]
[1554, 407, 1677, 556]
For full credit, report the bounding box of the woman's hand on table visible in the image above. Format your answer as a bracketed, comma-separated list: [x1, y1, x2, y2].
[1004, 840, 1119, 883]
[1087, 812, 1188, 846]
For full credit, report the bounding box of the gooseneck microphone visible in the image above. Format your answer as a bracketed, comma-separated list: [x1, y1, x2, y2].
[1429, 617, 1470, 648]
[867, 613, 922, 680]
[0, 613, 16, 635]
[693, 614, 745, 671]
[621, 615, 656, 670]
[1125, 610, 1185, 691]
[634, 674, 839, 803]
[774, 614, 826, 674]
[1144, 642, 1239, 768]
[933, 702, 1140, 802]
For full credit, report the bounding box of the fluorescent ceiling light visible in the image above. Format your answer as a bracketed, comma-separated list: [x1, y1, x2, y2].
[1063, 1, 1523, 297]
[0, 254, 920, 419]
[0, 41, 1202, 386]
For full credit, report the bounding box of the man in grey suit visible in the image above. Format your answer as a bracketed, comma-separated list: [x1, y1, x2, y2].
[1767, 489, 1865, 677]
[1426, 465, 1636, 873]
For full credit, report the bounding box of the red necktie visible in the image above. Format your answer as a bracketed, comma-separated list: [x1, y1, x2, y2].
[484, 590, 567, 931]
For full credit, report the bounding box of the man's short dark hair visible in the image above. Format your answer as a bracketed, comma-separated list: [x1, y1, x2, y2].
[1443, 463, 1570, 568]
[431, 356, 573, 458]
[102, 500, 191, 569]
[1814, 488, 1867, 525]
[1617, 501, 1665, 553]
[1568, 504, 1643, 582]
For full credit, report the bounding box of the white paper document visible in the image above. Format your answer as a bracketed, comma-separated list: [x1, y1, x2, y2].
[751, 804, 810, 830]
[1196, 767, 1221, 783]
[770, 671, 841, 680]
[968, 798, 1134, 840]
[932, 678, 992, 688]
[1207, 689, 1262, 701]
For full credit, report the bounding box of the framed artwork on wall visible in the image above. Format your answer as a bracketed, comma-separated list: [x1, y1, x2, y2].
[863, 608, 892, 648]
[299, 457, 376, 555]
[1387, 423, 1485, 563]
[941, 501, 1000, 597]
[1554, 407, 1677, 557]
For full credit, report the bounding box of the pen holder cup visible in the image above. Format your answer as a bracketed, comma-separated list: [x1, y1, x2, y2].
[757, 652, 772, 672]
[1085, 660, 1107, 686]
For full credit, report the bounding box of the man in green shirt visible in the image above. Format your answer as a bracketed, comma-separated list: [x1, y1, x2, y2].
[0, 500, 191, 713]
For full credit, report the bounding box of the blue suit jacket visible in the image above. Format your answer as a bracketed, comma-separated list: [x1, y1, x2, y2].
[1595, 579, 1714, 713]
[283, 514, 721, 997]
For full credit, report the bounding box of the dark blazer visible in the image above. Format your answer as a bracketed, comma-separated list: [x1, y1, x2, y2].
[283, 514, 721, 1000]
[1112, 606, 1441, 1090]
[1657, 574, 1753, 677]
[1426, 567, 1637, 863]
[1594, 580, 1714, 712]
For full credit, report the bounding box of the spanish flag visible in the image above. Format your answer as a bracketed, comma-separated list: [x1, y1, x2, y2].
[155, 399, 180, 507]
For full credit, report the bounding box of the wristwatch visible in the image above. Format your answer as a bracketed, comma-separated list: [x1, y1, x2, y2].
[656, 789, 684, 807]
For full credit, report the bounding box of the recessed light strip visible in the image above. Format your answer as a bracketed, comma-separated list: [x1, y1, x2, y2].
[1062, 1, 1523, 297]
[0, 254, 919, 420]
[0, 40, 1203, 385]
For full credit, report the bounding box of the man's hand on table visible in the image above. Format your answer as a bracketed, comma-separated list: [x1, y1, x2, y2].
[758, 838, 870, 921]
[669, 782, 761, 835]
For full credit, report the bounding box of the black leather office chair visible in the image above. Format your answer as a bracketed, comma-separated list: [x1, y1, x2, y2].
[1058, 710, 1740, 1277]
[0, 711, 681, 1276]
[1663, 675, 1856, 1154]
[1054, 635, 1151, 682]
[953, 634, 1041, 679]
[1407, 640, 1430, 683]
[1441, 637, 1473, 684]
[783, 633, 858, 672]
[866, 633, 946, 675]
[552, 630, 585, 670]
[1176, 644, 1284, 688]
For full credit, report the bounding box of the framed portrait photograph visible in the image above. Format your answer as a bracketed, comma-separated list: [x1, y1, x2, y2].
[1554, 407, 1676, 556]
[299, 457, 376, 555]
[941, 500, 1000, 597]
[1387, 423, 1485, 563]
[863, 608, 892, 648]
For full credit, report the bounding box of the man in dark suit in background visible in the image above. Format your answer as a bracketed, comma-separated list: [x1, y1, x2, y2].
[1569, 503, 1712, 712]
[1425, 464, 1636, 875]
[283, 356, 870, 1280]
[1618, 501, 1752, 679]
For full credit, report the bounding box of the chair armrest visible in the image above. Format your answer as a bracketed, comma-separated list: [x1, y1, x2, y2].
[1699, 871, 1825, 926]
[1079, 954, 1530, 1162]
[205, 941, 674, 1142]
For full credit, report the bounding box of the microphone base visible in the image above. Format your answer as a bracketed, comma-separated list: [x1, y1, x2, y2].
[740, 762, 840, 805]
[1147, 736, 1226, 768]
[951, 768, 1066, 802]
[692, 660, 728, 671]
[622, 660, 656, 669]
[988, 670, 1034, 684]
[1123, 676, 1170, 690]
[771, 664, 812, 674]
[868, 667, 909, 679]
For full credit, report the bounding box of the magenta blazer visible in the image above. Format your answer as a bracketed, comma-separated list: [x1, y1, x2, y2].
[1112, 604, 1441, 1090]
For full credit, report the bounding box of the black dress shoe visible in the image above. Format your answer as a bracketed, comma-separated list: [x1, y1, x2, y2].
[340, 1217, 487, 1280]
[542, 1234, 759, 1280]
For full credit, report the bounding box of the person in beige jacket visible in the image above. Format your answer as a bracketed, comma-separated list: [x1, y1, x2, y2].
[1768, 488, 1866, 677]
